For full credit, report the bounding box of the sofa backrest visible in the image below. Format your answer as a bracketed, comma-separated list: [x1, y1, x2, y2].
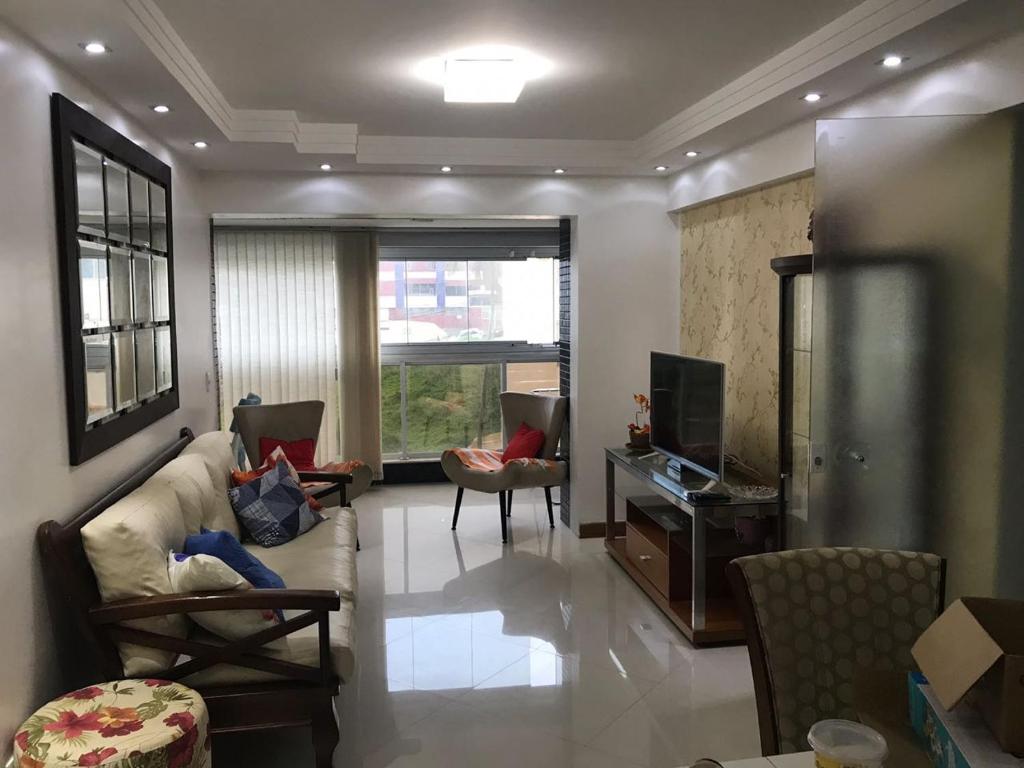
[180, 431, 239, 537]
[37, 428, 195, 687]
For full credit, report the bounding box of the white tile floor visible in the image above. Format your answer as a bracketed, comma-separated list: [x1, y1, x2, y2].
[213, 483, 760, 768]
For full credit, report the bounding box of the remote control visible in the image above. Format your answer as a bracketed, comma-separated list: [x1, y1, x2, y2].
[686, 491, 730, 503]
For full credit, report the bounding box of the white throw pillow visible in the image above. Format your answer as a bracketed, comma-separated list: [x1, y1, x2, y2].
[167, 552, 285, 649]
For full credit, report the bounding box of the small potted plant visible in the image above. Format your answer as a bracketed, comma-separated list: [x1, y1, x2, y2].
[628, 393, 651, 449]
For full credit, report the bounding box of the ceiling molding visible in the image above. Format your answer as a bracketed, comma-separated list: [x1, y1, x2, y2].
[122, 0, 358, 154]
[635, 0, 968, 160]
[356, 136, 636, 168]
[121, 0, 969, 170]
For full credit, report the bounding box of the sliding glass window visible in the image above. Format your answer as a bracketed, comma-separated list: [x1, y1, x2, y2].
[379, 249, 559, 460]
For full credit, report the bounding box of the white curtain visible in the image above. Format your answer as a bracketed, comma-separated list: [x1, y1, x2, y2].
[213, 230, 340, 464]
[336, 232, 383, 477]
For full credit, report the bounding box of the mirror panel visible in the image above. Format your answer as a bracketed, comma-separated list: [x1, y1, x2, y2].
[135, 328, 156, 400]
[113, 330, 137, 410]
[130, 170, 150, 247]
[78, 240, 109, 329]
[108, 246, 133, 326]
[74, 141, 105, 237]
[132, 251, 152, 323]
[152, 255, 170, 321]
[84, 334, 113, 424]
[104, 160, 130, 244]
[150, 182, 167, 252]
[155, 326, 172, 392]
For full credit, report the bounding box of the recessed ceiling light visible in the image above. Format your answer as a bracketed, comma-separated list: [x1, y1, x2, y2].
[881, 54, 904, 68]
[192, 140, 208, 149]
[81, 41, 109, 55]
[553, 168, 566, 175]
[440, 165, 453, 173]
[655, 165, 668, 172]
[319, 163, 332, 171]
[685, 150, 700, 158]
[802, 92, 823, 103]
[152, 105, 170, 113]
[444, 58, 525, 103]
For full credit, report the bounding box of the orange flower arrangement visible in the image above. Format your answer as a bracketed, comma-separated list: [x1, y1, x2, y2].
[628, 393, 651, 448]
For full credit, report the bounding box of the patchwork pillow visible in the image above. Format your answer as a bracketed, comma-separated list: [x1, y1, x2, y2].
[258, 437, 317, 472]
[232, 447, 323, 511]
[167, 552, 284, 647]
[228, 460, 324, 547]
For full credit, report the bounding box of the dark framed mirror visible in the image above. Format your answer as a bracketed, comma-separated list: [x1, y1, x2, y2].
[52, 93, 178, 464]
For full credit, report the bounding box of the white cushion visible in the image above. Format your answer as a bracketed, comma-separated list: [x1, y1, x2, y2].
[82, 480, 189, 676]
[242, 506, 357, 603]
[180, 431, 240, 538]
[167, 552, 284, 649]
[182, 599, 356, 687]
[150, 454, 217, 534]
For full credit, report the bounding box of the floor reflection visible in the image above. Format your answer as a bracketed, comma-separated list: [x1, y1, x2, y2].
[213, 483, 759, 768]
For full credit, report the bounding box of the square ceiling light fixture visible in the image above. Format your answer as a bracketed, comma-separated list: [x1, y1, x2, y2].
[444, 58, 525, 103]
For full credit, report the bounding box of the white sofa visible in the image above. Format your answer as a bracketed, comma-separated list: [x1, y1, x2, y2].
[80, 430, 358, 686]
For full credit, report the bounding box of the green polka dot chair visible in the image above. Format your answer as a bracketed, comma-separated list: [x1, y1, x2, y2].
[727, 547, 946, 755]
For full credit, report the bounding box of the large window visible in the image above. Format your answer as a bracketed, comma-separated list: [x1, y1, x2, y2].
[379, 250, 559, 460]
[379, 258, 557, 344]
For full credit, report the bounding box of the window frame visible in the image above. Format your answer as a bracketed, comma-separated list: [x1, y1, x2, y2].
[381, 342, 558, 461]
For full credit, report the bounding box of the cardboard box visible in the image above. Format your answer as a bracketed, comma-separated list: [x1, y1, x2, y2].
[908, 672, 1023, 767]
[911, 598, 1024, 755]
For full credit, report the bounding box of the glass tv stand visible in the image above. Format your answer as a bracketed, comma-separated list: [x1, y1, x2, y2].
[604, 447, 778, 645]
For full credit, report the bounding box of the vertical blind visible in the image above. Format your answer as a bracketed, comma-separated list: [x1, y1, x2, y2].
[213, 231, 340, 463]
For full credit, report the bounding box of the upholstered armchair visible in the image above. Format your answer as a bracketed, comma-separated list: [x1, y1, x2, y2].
[441, 391, 567, 543]
[232, 400, 373, 506]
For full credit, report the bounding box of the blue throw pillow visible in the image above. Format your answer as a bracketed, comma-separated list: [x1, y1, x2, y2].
[182, 528, 286, 621]
[228, 459, 324, 547]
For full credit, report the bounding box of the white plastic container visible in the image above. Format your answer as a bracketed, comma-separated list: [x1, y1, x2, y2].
[807, 719, 888, 768]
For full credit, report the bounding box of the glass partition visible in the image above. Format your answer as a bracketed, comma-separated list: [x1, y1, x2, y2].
[811, 113, 1021, 598]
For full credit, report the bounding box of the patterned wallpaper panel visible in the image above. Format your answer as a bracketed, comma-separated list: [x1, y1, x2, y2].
[679, 175, 814, 479]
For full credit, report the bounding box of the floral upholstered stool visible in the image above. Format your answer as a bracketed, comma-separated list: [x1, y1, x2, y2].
[13, 680, 211, 768]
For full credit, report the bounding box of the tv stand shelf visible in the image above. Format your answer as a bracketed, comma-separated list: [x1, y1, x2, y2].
[604, 447, 778, 645]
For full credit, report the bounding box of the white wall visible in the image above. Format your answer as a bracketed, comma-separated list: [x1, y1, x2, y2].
[201, 173, 679, 533]
[0, 21, 216, 751]
[668, 29, 1024, 211]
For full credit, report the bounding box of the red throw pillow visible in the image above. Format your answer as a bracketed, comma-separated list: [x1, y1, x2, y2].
[258, 437, 317, 472]
[501, 422, 546, 462]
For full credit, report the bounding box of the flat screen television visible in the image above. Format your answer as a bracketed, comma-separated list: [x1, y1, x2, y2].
[650, 352, 725, 482]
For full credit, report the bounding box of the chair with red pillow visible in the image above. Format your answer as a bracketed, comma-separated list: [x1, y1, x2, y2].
[232, 400, 374, 508]
[441, 391, 567, 543]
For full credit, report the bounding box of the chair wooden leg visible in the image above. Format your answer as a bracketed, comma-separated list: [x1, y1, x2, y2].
[451, 486, 464, 530]
[544, 486, 555, 529]
[498, 491, 508, 543]
[311, 696, 339, 768]
[506, 489, 513, 516]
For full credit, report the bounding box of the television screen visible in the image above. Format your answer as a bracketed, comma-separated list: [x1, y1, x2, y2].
[650, 352, 725, 481]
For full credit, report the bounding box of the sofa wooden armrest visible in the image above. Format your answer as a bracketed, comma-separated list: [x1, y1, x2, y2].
[89, 589, 341, 623]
